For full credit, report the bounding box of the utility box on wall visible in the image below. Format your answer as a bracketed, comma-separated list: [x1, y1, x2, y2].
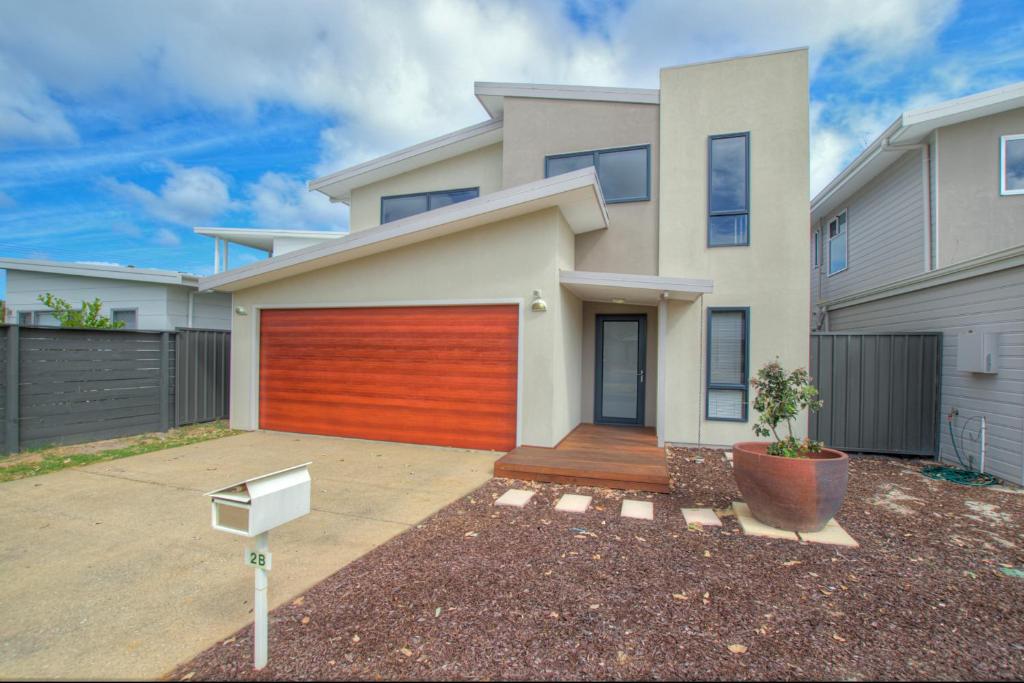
[957, 329, 999, 374]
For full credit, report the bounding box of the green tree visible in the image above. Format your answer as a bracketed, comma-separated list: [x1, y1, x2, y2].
[37, 293, 125, 329]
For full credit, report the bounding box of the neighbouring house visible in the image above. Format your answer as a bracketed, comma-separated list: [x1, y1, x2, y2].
[198, 48, 810, 454]
[811, 82, 1024, 485]
[193, 227, 345, 273]
[0, 258, 232, 330]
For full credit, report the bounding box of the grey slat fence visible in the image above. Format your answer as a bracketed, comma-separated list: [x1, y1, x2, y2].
[0, 325, 229, 455]
[175, 328, 230, 427]
[809, 332, 942, 457]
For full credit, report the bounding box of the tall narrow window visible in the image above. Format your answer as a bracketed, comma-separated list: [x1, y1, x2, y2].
[1000, 134, 1024, 195]
[706, 308, 749, 421]
[545, 145, 650, 203]
[708, 133, 750, 247]
[812, 228, 820, 269]
[380, 187, 479, 224]
[828, 209, 848, 275]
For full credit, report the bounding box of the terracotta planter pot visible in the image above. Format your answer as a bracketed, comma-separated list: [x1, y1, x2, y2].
[732, 441, 849, 532]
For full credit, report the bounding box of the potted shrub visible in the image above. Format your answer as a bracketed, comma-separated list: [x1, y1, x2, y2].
[732, 361, 848, 532]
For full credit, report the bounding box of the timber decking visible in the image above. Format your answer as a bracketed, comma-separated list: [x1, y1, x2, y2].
[494, 423, 671, 493]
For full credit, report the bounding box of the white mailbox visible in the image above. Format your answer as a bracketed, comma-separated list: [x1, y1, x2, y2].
[207, 462, 312, 537]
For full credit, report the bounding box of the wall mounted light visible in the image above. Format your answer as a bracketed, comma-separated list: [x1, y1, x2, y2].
[530, 289, 548, 313]
[235, 306, 249, 316]
[611, 298, 626, 305]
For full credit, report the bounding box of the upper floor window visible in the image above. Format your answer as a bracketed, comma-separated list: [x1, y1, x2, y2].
[827, 209, 848, 275]
[1001, 134, 1024, 195]
[380, 187, 479, 224]
[812, 228, 820, 269]
[708, 133, 750, 247]
[544, 145, 650, 203]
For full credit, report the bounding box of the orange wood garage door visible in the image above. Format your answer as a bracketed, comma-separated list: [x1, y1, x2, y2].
[259, 305, 518, 451]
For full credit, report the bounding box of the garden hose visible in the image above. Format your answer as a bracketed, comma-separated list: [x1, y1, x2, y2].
[919, 418, 996, 487]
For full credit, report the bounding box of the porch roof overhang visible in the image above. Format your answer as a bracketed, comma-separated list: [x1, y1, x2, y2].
[559, 270, 713, 304]
[199, 167, 608, 293]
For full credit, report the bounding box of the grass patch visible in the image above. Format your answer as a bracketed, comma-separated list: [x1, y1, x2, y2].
[0, 420, 241, 483]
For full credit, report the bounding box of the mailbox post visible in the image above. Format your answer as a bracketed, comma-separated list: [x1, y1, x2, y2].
[207, 462, 312, 670]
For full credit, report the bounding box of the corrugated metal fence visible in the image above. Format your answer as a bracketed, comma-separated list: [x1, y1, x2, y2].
[0, 325, 229, 454]
[175, 328, 230, 427]
[809, 332, 942, 457]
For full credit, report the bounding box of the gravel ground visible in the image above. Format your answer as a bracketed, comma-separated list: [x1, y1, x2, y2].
[172, 448, 1024, 681]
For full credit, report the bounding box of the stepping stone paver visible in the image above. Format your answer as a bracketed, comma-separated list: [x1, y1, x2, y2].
[495, 489, 535, 508]
[554, 494, 592, 513]
[621, 499, 654, 520]
[732, 501, 799, 540]
[682, 507, 722, 527]
[797, 518, 859, 547]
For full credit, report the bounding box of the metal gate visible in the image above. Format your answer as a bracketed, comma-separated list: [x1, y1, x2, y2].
[808, 332, 942, 457]
[174, 328, 230, 427]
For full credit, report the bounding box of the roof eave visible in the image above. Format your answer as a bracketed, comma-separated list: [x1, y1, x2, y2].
[200, 168, 607, 293]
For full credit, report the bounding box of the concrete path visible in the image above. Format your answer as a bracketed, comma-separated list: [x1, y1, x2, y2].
[0, 431, 498, 680]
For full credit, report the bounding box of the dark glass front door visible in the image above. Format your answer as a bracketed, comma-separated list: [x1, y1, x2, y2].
[595, 314, 646, 425]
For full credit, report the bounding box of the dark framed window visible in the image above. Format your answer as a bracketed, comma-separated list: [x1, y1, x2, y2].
[380, 187, 479, 224]
[706, 307, 749, 422]
[812, 228, 820, 269]
[17, 311, 32, 326]
[708, 133, 750, 247]
[112, 308, 138, 329]
[827, 209, 848, 275]
[544, 144, 650, 203]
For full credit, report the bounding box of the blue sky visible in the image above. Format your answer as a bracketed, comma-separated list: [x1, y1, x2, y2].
[1, 0, 1023, 295]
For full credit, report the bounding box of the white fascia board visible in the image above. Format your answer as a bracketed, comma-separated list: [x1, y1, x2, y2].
[811, 80, 1024, 223]
[892, 80, 1024, 144]
[307, 118, 504, 203]
[200, 167, 608, 293]
[0, 257, 195, 286]
[474, 81, 659, 118]
[559, 269, 713, 303]
[194, 227, 344, 251]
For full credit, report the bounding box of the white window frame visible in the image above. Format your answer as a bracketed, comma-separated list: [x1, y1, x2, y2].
[111, 308, 139, 329]
[1000, 134, 1024, 196]
[827, 209, 848, 276]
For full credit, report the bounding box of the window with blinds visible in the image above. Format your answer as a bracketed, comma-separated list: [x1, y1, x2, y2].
[706, 308, 749, 421]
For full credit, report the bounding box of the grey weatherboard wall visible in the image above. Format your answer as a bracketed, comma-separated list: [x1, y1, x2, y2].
[813, 149, 927, 305]
[827, 264, 1024, 485]
[809, 333, 942, 458]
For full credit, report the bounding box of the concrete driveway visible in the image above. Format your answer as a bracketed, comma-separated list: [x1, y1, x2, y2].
[0, 431, 499, 680]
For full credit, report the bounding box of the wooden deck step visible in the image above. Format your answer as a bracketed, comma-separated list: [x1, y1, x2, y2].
[494, 424, 671, 493]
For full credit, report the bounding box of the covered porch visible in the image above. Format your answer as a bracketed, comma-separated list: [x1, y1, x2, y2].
[494, 423, 671, 493]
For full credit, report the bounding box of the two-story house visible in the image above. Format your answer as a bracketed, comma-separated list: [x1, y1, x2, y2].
[199, 48, 810, 456]
[811, 82, 1024, 485]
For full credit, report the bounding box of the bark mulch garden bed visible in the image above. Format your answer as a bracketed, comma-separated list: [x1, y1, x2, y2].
[172, 448, 1024, 681]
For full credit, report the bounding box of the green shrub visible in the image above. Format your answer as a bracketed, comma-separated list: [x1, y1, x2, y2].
[750, 361, 824, 458]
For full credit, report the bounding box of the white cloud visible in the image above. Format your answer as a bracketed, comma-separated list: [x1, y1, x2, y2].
[104, 161, 235, 225]
[152, 227, 181, 246]
[0, 0, 968, 196]
[0, 56, 78, 147]
[246, 172, 346, 230]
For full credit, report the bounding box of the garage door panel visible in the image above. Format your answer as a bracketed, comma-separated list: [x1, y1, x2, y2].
[259, 305, 518, 451]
